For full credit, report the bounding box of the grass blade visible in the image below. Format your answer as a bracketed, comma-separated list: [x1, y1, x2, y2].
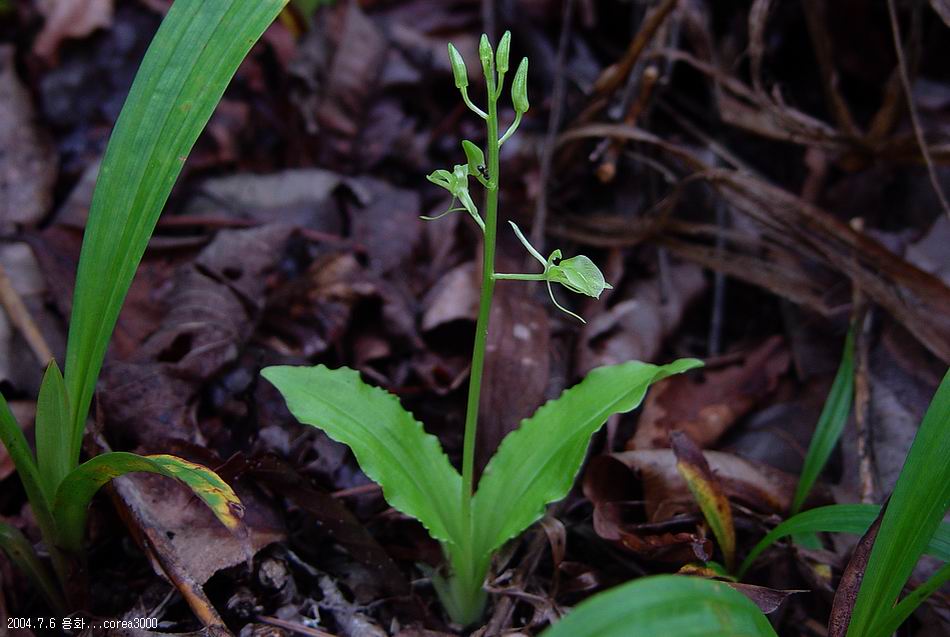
[792, 327, 855, 513]
[63, 0, 287, 466]
[867, 562, 950, 637]
[0, 521, 64, 611]
[33, 361, 71, 498]
[671, 430, 736, 572]
[0, 396, 56, 540]
[738, 504, 950, 578]
[539, 575, 777, 637]
[53, 452, 245, 552]
[846, 369, 950, 636]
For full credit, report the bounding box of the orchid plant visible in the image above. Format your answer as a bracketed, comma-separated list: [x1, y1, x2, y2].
[263, 32, 701, 625]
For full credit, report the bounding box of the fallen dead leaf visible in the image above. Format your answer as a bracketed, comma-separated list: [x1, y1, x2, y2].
[34, 0, 115, 63]
[577, 262, 705, 374]
[586, 449, 795, 524]
[100, 225, 292, 447]
[0, 46, 57, 229]
[110, 452, 284, 587]
[477, 282, 551, 473]
[828, 508, 883, 637]
[421, 261, 480, 332]
[671, 431, 736, 571]
[631, 336, 790, 450]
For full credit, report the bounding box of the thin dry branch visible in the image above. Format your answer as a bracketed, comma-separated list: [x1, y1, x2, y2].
[0, 262, 53, 367]
[886, 0, 950, 221]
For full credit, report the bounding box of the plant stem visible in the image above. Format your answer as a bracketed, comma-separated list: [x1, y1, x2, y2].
[494, 273, 544, 281]
[459, 60, 500, 598]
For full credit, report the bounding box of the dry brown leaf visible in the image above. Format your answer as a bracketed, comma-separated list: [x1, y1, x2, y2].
[477, 283, 550, 473]
[421, 261, 480, 331]
[34, 0, 115, 63]
[586, 450, 795, 524]
[929, 1, 950, 31]
[577, 262, 705, 374]
[0, 47, 57, 229]
[631, 336, 790, 450]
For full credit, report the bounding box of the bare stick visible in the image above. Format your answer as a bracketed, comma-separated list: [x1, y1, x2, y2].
[886, 0, 950, 221]
[0, 262, 53, 367]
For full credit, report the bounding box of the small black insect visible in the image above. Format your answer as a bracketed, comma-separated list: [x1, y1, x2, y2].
[477, 164, 490, 180]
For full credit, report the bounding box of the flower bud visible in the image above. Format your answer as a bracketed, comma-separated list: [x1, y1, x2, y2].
[447, 43, 468, 89]
[496, 31, 511, 75]
[479, 34, 493, 77]
[512, 57, 529, 113]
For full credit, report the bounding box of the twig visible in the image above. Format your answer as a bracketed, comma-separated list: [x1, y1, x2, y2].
[483, 508, 563, 636]
[0, 262, 53, 367]
[591, 0, 679, 97]
[801, 0, 859, 136]
[886, 0, 950, 221]
[853, 305, 876, 504]
[530, 0, 575, 255]
[849, 219, 876, 504]
[707, 198, 729, 357]
[594, 65, 660, 183]
[255, 615, 337, 637]
[330, 483, 381, 499]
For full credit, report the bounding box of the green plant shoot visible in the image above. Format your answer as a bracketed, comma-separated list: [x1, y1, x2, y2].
[0, 0, 287, 610]
[263, 32, 702, 625]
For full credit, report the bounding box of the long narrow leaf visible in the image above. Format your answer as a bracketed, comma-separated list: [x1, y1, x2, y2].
[738, 504, 950, 578]
[34, 361, 71, 498]
[63, 0, 287, 466]
[792, 328, 854, 513]
[0, 396, 56, 541]
[53, 452, 245, 552]
[473, 359, 702, 563]
[261, 365, 464, 545]
[672, 430, 736, 571]
[0, 521, 63, 611]
[867, 562, 950, 637]
[847, 369, 950, 636]
[539, 575, 777, 637]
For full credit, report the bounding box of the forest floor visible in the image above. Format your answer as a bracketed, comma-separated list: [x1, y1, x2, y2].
[1, 1, 949, 635]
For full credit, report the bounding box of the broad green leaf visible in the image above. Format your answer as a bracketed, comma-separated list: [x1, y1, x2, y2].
[63, 0, 287, 468]
[546, 255, 613, 299]
[0, 396, 56, 543]
[847, 369, 950, 637]
[868, 562, 950, 637]
[0, 521, 64, 611]
[539, 575, 777, 637]
[738, 504, 950, 578]
[792, 328, 854, 513]
[53, 452, 244, 552]
[473, 359, 702, 563]
[34, 361, 71, 499]
[261, 365, 463, 545]
[671, 430, 736, 572]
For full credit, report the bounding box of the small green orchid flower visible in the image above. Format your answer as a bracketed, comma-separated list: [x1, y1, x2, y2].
[500, 221, 612, 323]
[424, 164, 484, 231]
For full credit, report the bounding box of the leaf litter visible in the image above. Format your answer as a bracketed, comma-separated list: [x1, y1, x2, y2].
[1, 1, 949, 635]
